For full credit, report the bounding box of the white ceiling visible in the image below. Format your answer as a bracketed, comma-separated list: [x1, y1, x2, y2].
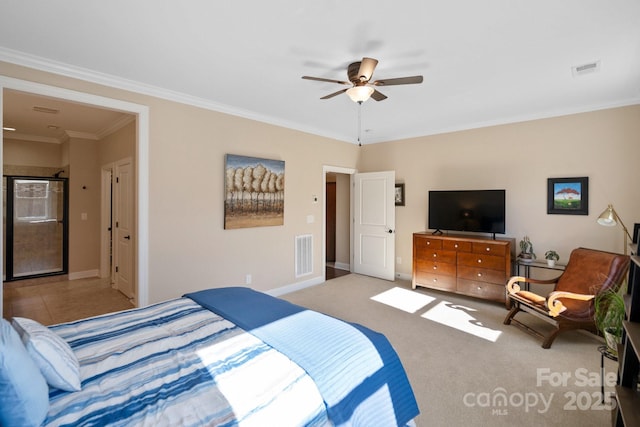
[1, 1, 639, 144]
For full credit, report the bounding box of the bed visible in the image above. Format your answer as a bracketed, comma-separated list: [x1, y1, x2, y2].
[1, 287, 419, 426]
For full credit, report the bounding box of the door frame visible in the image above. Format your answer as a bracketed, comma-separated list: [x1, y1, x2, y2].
[100, 164, 114, 279]
[322, 165, 356, 281]
[0, 77, 150, 316]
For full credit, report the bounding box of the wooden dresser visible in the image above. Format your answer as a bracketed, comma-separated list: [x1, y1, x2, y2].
[412, 232, 515, 303]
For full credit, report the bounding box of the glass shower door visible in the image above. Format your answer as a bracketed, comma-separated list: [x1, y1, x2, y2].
[5, 176, 68, 280]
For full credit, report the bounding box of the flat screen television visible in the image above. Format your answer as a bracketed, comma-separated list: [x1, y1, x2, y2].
[428, 189, 506, 236]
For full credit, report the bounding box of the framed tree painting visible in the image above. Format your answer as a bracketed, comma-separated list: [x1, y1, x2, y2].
[547, 177, 588, 215]
[224, 154, 285, 229]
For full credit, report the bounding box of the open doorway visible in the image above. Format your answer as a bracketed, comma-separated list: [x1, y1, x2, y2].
[1, 77, 150, 319]
[324, 166, 354, 281]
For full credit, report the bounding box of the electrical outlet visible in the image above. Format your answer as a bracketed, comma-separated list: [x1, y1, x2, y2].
[245, 274, 252, 285]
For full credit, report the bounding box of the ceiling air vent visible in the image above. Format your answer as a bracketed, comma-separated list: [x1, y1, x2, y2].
[32, 106, 60, 114]
[572, 61, 600, 77]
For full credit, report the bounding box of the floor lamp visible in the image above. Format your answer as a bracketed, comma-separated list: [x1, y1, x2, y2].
[597, 204, 633, 255]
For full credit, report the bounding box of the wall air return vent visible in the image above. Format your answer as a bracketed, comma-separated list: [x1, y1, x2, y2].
[32, 106, 60, 114]
[295, 234, 313, 277]
[572, 61, 600, 77]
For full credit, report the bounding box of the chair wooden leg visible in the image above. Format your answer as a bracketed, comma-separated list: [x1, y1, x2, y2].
[503, 305, 520, 325]
[541, 327, 561, 349]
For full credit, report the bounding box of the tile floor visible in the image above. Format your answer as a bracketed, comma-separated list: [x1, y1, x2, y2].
[3, 276, 134, 325]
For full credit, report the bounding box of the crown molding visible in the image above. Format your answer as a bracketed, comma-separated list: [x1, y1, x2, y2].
[65, 130, 98, 140]
[3, 131, 61, 144]
[96, 114, 135, 139]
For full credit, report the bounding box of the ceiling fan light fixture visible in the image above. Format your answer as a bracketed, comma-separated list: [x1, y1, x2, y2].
[346, 86, 374, 103]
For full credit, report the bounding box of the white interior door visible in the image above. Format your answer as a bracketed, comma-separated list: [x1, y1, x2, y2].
[353, 171, 395, 281]
[114, 157, 135, 299]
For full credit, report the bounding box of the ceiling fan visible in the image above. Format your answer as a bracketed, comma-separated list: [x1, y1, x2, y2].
[302, 57, 423, 103]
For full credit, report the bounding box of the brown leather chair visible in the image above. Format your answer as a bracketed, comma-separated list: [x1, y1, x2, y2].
[504, 247, 630, 348]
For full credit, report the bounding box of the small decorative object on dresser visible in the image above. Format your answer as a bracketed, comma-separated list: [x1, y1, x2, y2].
[518, 236, 536, 262]
[544, 250, 560, 267]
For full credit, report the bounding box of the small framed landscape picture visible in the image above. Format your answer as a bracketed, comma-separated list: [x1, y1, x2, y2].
[395, 183, 405, 206]
[547, 177, 588, 215]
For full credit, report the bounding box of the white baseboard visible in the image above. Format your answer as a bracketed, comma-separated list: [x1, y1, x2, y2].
[266, 275, 325, 297]
[68, 269, 100, 280]
[333, 262, 350, 271]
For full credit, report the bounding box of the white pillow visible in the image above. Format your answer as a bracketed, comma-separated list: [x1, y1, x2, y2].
[0, 318, 49, 427]
[11, 317, 81, 392]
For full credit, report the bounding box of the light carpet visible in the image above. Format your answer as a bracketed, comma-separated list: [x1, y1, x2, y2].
[281, 274, 615, 427]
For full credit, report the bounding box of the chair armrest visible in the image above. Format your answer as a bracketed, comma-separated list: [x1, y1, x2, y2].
[546, 291, 595, 317]
[506, 276, 558, 294]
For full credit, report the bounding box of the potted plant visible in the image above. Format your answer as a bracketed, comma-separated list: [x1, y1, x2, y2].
[594, 289, 626, 355]
[544, 250, 560, 267]
[518, 236, 536, 262]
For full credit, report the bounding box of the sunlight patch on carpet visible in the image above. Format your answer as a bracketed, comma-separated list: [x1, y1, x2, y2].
[421, 300, 502, 342]
[371, 287, 435, 313]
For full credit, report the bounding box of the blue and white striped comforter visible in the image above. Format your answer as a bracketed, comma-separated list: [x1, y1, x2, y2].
[45, 298, 330, 427]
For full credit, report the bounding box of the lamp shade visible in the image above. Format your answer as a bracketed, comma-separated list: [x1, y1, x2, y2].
[597, 204, 617, 226]
[346, 86, 374, 103]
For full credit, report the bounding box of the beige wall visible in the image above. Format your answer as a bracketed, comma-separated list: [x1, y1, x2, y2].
[146, 102, 359, 301]
[2, 61, 638, 305]
[67, 137, 101, 273]
[360, 106, 640, 277]
[99, 120, 135, 164]
[4, 138, 62, 168]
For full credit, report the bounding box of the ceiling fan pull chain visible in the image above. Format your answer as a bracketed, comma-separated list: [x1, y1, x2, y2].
[357, 101, 362, 146]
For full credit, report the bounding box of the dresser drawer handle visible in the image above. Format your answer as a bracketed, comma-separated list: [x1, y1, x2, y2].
[454, 244, 458, 248]
[433, 278, 438, 283]
[477, 259, 482, 263]
[477, 273, 482, 277]
[485, 247, 490, 252]
[433, 266, 437, 270]
[433, 254, 437, 258]
[477, 286, 482, 290]
[426, 241, 431, 246]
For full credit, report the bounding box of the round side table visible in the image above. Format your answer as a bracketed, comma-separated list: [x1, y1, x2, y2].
[597, 345, 618, 403]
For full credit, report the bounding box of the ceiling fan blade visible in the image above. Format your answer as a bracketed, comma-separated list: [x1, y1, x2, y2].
[371, 90, 387, 101]
[357, 57, 378, 82]
[302, 76, 351, 85]
[372, 75, 423, 86]
[320, 88, 348, 100]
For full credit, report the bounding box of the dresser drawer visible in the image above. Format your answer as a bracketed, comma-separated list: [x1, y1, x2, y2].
[415, 272, 457, 292]
[472, 242, 507, 256]
[415, 236, 443, 251]
[457, 279, 506, 302]
[416, 249, 457, 264]
[443, 239, 472, 252]
[416, 259, 457, 276]
[457, 265, 507, 285]
[458, 252, 505, 270]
